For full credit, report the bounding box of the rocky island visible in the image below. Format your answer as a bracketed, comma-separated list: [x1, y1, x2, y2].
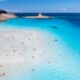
[0, 10, 17, 21]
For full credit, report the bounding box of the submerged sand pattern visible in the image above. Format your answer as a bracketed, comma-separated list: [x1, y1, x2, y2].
[0, 28, 80, 80]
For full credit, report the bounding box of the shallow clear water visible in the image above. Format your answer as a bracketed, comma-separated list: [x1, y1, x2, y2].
[0, 18, 80, 80]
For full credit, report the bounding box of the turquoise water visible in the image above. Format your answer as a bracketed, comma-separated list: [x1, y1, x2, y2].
[0, 18, 80, 80]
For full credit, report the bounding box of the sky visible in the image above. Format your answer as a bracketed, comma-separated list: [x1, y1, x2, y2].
[0, 0, 80, 13]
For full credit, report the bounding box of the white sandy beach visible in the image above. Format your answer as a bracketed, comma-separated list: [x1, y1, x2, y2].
[0, 28, 80, 80]
[24, 13, 51, 18]
[0, 28, 55, 80]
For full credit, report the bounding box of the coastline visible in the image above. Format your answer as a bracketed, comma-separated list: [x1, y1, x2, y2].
[24, 13, 52, 18]
[0, 12, 52, 22]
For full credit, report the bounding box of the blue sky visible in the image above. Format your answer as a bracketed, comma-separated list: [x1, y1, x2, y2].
[0, 0, 80, 13]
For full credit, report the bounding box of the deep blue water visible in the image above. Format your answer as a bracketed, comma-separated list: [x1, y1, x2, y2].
[0, 13, 80, 80]
[15, 13, 80, 18]
[15, 13, 80, 27]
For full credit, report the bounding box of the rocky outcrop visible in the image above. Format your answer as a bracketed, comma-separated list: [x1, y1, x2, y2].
[0, 13, 17, 21]
[0, 10, 17, 21]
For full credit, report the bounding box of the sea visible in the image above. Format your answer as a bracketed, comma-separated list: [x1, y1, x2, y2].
[15, 13, 80, 27]
[0, 13, 80, 80]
